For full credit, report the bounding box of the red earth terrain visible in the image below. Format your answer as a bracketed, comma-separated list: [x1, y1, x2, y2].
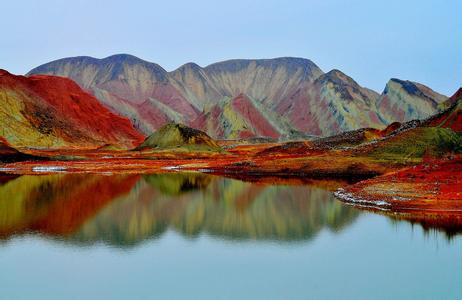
[335, 156, 462, 213]
[0, 70, 144, 149]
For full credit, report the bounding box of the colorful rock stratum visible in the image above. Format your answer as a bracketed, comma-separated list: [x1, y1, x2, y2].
[28, 54, 447, 139]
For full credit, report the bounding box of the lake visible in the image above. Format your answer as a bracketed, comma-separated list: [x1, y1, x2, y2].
[0, 172, 461, 299]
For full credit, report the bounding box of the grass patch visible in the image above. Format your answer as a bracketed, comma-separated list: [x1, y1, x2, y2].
[368, 127, 462, 163]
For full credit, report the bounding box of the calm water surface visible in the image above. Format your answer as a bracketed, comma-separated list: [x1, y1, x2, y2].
[0, 172, 461, 299]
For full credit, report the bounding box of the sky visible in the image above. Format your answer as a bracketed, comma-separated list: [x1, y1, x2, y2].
[1, 0, 461, 95]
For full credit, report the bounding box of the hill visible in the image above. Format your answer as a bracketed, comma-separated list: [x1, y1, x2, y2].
[0, 69, 144, 149]
[365, 127, 462, 162]
[136, 123, 222, 152]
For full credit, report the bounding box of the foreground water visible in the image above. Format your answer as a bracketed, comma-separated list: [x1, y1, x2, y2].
[0, 173, 461, 299]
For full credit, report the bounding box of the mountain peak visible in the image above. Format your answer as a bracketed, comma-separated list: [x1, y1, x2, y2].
[102, 53, 142, 61]
[450, 87, 462, 102]
[313, 68, 378, 104]
[387, 78, 420, 95]
[0, 69, 11, 76]
[318, 69, 359, 86]
[385, 78, 447, 103]
[100, 54, 166, 71]
[171, 62, 205, 76]
[177, 62, 202, 70]
[28, 54, 168, 82]
[442, 87, 462, 108]
[378, 78, 448, 123]
[99, 54, 168, 81]
[204, 57, 323, 79]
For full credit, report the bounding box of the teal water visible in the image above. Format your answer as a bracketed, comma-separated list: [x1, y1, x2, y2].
[0, 173, 461, 299]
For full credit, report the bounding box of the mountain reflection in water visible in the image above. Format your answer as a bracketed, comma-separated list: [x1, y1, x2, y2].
[0, 173, 359, 247]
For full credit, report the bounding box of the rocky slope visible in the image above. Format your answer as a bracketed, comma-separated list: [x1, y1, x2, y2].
[276, 70, 384, 136]
[424, 88, 462, 132]
[0, 69, 144, 149]
[191, 93, 298, 139]
[377, 79, 447, 123]
[29, 54, 448, 139]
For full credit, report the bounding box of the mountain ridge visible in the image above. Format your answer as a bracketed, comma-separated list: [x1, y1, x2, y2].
[28, 54, 448, 139]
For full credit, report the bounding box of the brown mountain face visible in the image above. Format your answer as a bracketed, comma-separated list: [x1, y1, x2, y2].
[28, 55, 448, 139]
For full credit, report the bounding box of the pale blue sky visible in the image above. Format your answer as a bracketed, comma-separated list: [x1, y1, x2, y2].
[1, 0, 461, 95]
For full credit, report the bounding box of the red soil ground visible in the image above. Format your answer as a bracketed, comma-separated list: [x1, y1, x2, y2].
[335, 156, 462, 212]
[0, 141, 395, 179]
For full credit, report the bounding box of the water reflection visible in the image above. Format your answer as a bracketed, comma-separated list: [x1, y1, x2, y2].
[0, 174, 139, 238]
[376, 210, 462, 240]
[2, 172, 461, 248]
[0, 173, 358, 247]
[2, 173, 461, 300]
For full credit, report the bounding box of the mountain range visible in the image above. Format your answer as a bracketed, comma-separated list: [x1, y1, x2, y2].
[28, 54, 448, 140]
